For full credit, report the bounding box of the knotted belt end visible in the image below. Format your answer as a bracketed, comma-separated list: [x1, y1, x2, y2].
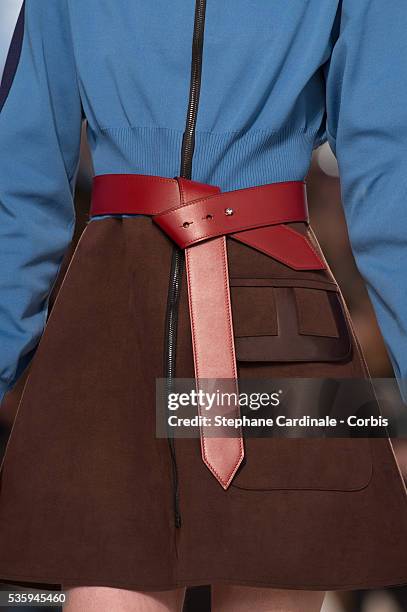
[90, 174, 324, 488]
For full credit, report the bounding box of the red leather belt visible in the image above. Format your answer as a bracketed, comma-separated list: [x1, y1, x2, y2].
[90, 174, 325, 489]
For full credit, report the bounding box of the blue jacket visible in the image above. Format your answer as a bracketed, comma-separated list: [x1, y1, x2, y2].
[1, 0, 406, 402]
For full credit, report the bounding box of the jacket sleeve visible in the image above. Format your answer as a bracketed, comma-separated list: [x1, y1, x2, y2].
[0, 0, 82, 403]
[324, 0, 407, 401]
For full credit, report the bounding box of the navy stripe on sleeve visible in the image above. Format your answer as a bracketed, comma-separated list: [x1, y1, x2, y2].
[0, 1, 26, 113]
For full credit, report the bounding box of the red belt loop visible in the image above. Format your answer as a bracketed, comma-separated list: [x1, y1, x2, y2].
[90, 174, 325, 488]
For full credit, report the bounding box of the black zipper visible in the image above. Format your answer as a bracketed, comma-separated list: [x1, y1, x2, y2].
[180, 0, 207, 180]
[164, 251, 184, 530]
[164, 0, 208, 530]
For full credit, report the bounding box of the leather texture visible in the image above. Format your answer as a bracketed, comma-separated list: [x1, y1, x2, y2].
[91, 173, 327, 488]
[179, 178, 244, 490]
[233, 225, 325, 270]
[91, 174, 326, 271]
[153, 181, 308, 246]
[92, 174, 181, 214]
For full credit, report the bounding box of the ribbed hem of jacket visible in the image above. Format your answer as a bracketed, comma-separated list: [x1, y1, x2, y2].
[91, 125, 321, 191]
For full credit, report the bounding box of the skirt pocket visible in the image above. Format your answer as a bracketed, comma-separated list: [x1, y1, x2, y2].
[226, 235, 373, 492]
[230, 438, 373, 492]
[230, 278, 352, 363]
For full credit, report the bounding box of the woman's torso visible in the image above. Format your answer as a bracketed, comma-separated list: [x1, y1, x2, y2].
[68, 0, 339, 189]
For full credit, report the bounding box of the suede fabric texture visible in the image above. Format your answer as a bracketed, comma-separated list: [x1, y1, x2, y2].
[0, 217, 406, 591]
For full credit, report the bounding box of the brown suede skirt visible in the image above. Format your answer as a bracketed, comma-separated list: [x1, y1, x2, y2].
[0, 215, 407, 592]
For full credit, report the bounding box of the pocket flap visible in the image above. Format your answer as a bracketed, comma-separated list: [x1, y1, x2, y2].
[230, 281, 352, 363]
[294, 287, 339, 338]
[231, 286, 277, 337]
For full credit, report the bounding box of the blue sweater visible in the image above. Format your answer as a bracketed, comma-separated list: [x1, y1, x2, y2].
[1, 0, 406, 402]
